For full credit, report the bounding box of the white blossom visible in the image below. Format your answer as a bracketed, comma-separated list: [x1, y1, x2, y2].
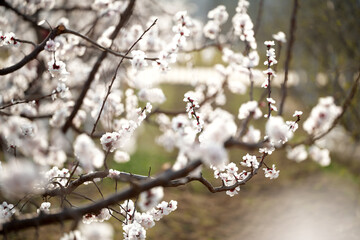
[263, 164, 280, 179]
[114, 150, 130, 163]
[293, 110, 303, 117]
[60, 230, 83, 240]
[138, 187, 164, 212]
[309, 145, 331, 166]
[149, 200, 177, 221]
[45, 167, 70, 190]
[0, 202, 16, 224]
[74, 134, 104, 172]
[242, 125, 261, 144]
[201, 143, 228, 170]
[272, 31, 287, 43]
[131, 50, 148, 71]
[0, 32, 20, 47]
[264, 40, 275, 47]
[135, 213, 155, 229]
[0, 159, 45, 198]
[108, 169, 120, 178]
[203, 20, 220, 40]
[79, 222, 113, 240]
[138, 88, 166, 104]
[240, 153, 259, 168]
[238, 101, 262, 120]
[47, 59, 69, 79]
[123, 221, 146, 240]
[44, 39, 60, 52]
[208, 5, 229, 24]
[266, 116, 293, 146]
[287, 145, 308, 163]
[37, 202, 51, 214]
[303, 96, 341, 136]
[82, 208, 112, 224]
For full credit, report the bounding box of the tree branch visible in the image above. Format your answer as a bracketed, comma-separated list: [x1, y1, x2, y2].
[1, 159, 202, 234]
[0, 25, 65, 76]
[290, 71, 360, 147]
[63, 28, 158, 61]
[0, 0, 48, 31]
[278, 0, 299, 115]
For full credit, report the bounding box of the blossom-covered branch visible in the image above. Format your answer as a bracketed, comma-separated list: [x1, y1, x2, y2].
[61, 0, 136, 133]
[0, 25, 65, 75]
[0, 159, 202, 234]
[90, 19, 158, 136]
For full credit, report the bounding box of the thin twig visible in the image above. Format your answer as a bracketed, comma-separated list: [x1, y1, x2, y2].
[291, 71, 360, 147]
[90, 19, 157, 136]
[63, 28, 158, 61]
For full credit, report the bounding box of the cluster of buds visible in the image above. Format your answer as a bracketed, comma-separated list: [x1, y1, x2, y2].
[262, 41, 278, 89]
[183, 93, 203, 132]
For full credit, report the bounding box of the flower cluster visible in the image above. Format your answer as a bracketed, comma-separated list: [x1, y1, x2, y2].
[309, 145, 331, 166]
[262, 40, 277, 89]
[138, 187, 164, 212]
[240, 153, 259, 168]
[213, 162, 250, 197]
[263, 164, 280, 179]
[121, 199, 177, 240]
[61, 222, 113, 240]
[114, 150, 130, 163]
[172, 11, 192, 49]
[37, 202, 51, 214]
[47, 59, 69, 80]
[45, 166, 70, 190]
[232, 0, 256, 49]
[82, 208, 112, 224]
[0, 32, 20, 47]
[238, 100, 262, 120]
[0, 201, 16, 224]
[286, 110, 303, 132]
[131, 50, 148, 71]
[266, 116, 294, 147]
[287, 145, 308, 163]
[138, 88, 166, 104]
[100, 119, 138, 153]
[0, 160, 45, 198]
[266, 97, 278, 114]
[303, 96, 342, 136]
[74, 134, 104, 172]
[242, 125, 261, 144]
[203, 5, 228, 39]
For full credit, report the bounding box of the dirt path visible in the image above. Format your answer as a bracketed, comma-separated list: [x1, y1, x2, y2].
[149, 169, 360, 240]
